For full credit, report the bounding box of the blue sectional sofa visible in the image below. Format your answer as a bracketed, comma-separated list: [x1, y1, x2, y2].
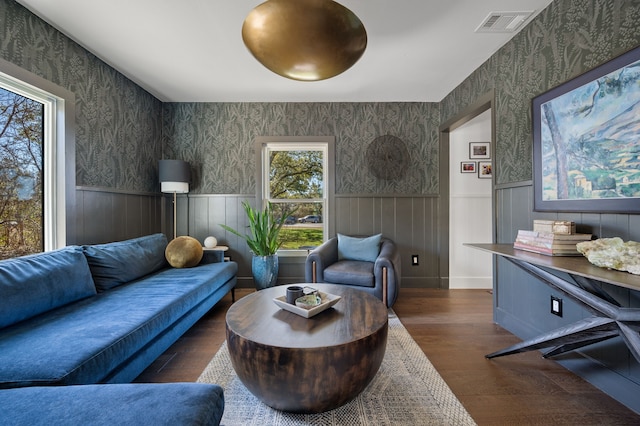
[0, 383, 224, 425]
[0, 233, 236, 424]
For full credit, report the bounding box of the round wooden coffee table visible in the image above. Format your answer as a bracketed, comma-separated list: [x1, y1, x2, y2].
[225, 284, 388, 413]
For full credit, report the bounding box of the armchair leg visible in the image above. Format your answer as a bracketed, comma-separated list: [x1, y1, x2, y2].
[312, 261, 317, 283]
[382, 267, 388, 307]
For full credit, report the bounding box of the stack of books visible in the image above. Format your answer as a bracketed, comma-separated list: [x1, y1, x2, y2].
[514, 230, 592, 256]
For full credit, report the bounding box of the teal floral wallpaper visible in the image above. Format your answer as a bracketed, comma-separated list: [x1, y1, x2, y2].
[441, 0, 640, 185]
[0, 0, 162, 192]
[162, 102, 440, 195]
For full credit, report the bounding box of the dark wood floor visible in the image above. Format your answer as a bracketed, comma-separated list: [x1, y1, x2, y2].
[135, 287, 640, 425]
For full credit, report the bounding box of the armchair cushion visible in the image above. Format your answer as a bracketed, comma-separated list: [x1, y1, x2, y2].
[324, 260, 374, 287]
[337, 233, 381, 262]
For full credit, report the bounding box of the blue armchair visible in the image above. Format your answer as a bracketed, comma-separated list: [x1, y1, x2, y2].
[305, 235, 401, 307]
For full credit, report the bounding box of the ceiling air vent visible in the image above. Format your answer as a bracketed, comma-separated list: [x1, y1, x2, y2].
[475, 11, 534, 33]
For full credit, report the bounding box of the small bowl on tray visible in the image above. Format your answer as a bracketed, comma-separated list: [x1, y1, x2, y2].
[273, 290, 341, 318]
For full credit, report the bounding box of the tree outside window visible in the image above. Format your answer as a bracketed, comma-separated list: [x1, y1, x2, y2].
[0, 87, 44, 259]
[265, 147, 326, 250]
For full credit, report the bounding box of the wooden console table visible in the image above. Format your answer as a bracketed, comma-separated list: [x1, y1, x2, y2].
[466, 244, 640, 363]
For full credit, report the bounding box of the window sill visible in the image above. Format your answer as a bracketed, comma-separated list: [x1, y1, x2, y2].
[277, 249, 314, 258]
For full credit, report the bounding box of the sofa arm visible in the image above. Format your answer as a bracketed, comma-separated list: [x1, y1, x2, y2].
[305, 237, 339, 283]
[375, 238, 402, 307]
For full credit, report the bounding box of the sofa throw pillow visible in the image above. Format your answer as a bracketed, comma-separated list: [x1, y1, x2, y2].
[337, 233, 382, 263]
[165, 236, 203, 268]
[83, 233, 168, 292]
[0, 246, 96, 328]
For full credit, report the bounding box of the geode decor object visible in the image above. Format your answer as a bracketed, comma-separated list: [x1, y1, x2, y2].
[576, 237, 640, 275]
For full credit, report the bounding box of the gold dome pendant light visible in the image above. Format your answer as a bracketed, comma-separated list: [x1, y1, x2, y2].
[242, 0, 367, 81]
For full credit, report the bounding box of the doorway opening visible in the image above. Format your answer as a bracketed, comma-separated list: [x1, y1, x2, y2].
[438, 91, 495, 289]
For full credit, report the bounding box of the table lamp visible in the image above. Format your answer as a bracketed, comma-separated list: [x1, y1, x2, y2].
[159, 159, 190, 240]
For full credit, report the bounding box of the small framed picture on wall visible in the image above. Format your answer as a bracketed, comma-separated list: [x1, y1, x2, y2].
[478, 161, 492, 179]
[469, 142, 491, 159]
[460, 161, 476, 173]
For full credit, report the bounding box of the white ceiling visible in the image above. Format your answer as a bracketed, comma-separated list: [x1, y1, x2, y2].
[16, 0, 554, 103]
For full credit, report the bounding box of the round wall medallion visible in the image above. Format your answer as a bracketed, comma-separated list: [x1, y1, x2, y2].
[366, 135, 410, 180]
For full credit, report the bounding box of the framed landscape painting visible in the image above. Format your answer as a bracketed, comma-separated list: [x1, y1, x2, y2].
[532, 45, 640, 213]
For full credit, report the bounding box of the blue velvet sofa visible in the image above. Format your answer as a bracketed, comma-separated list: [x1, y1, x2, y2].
[0, 233, 236, 424]
[0, 383, 224, 425]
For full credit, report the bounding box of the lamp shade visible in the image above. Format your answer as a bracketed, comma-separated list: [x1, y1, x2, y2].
[159, 159, 190, 193]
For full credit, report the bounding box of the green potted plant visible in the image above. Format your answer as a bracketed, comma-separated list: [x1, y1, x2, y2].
[220, 201, 290, 290]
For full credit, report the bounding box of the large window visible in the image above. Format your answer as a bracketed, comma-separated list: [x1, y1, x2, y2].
[0, 65, 67, 259]
[257, 137, 334, 254]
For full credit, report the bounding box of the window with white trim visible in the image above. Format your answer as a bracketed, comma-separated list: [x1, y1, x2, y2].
[257, 136, 334, 255]
[0, 70, 63, 258]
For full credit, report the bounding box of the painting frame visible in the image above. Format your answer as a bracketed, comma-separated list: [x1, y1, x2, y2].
[469, 142, 490, 159]
[460, 161, 476, 173]
[532, 45, 640, 213]
[478, 161, 492, 179]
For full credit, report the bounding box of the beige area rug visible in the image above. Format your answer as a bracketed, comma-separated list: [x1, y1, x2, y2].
[197, 310, 476, 425]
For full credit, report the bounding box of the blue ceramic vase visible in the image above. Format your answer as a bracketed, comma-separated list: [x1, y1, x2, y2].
[252, 254, 278, 290]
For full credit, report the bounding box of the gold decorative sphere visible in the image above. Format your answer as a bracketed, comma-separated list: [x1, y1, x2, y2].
[165, 236, 203, 268]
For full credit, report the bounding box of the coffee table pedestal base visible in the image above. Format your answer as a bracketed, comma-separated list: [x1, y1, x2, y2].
[226, 318, 387, 413]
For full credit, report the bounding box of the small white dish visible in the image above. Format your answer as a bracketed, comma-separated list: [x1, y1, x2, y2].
[295, 294, 322, 309]
[273, 291, 341, 318]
